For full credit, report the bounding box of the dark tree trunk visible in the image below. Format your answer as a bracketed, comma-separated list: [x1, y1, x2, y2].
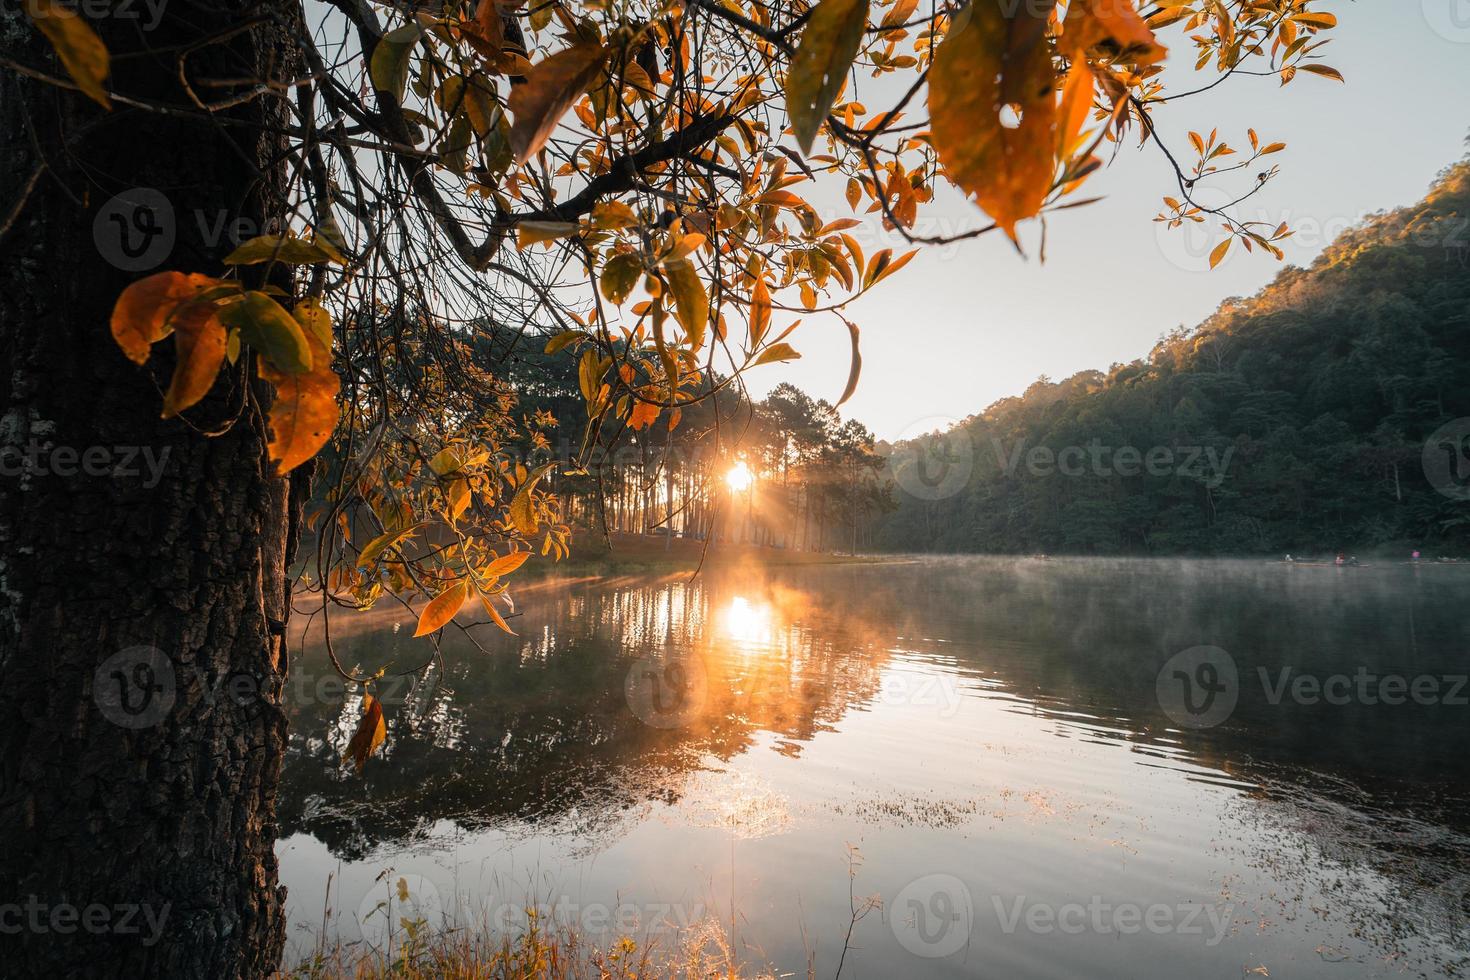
[0, 4, 302, 976]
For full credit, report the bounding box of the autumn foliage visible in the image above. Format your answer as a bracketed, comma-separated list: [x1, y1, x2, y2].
[24, 0, 1342, 767]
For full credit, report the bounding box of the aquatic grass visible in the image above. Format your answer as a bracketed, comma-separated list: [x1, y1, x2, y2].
[281, 894, 785, 980]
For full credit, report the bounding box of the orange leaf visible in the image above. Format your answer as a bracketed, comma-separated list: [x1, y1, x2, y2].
[477, 589, 517, 636]
[473, 0, 505, 51]
[258, 311, 339, 474]
[837, 319, 861, 407]
[415, 579, 470, 636]
[508, 42, 607, 163]
[749, 277, 772, 348]
[628, 398, 661, 430]
[1057, 65, 1095, 158]
[1209, 237, 1231, 269]
[484, 549, 531, 578]
[928, 0, 1059, 242]
[110, 272, 223, 365]
[1298, 63, 1343, 83]
[1060, 0, 1167, 66]
[161, 303, 227, 418]
[341, 694, 386, 772]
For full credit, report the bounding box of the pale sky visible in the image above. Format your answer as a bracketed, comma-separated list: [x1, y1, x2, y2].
[746, 2, 1470, 441]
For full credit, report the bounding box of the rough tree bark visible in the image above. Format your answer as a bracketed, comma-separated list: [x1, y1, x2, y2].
[0, 3, 302, 976]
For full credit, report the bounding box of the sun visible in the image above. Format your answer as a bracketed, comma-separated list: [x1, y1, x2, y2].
[725, 460, 753, 492]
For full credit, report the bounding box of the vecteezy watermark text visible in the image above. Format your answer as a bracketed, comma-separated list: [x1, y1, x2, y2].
[994, 437, 1234, 487]
[992, 895, 1235, 946]
[1156, 646, 1469, 730]
[0, 441, 170, 488]
[0, 896, 170, 946]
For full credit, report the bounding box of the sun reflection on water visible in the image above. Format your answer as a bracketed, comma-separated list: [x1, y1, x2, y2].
[721, 595, 775, 650]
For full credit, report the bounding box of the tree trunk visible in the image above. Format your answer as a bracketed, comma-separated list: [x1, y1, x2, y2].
[0, 5, 302, 976]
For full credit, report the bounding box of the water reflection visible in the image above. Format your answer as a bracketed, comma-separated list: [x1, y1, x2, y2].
[278, 558, 1470, 977]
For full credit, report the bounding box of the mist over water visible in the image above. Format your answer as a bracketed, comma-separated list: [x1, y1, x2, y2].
[277, 558, 1470, 977]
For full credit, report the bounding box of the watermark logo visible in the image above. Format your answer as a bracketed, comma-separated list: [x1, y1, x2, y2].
[356, 873, 447, 953]
[93, 186, 281, 271]
[888, 417, 973, 502]
[21, 0, 169, 30]
[890, 873, 973, 959]
[994, 437, 1233, 487]
[94, 188, 174, 272]
[624, 655, 708, 728]
[1423, 418, 1470, 501]
[94, 646, 175, 729]
[1258, 667, 1467, 708]
[0, 896, 170, 945]
[992, 895, 1234, 945]
[1423, 0, 1470, 43]
[1156, 646, 1239, 730]
[0, 441, 171, 488]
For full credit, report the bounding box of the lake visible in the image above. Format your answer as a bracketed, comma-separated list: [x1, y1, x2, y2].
[276, 557, 1470, 977]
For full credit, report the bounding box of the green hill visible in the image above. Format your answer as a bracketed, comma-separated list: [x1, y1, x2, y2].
[876, 160, 1470, 556]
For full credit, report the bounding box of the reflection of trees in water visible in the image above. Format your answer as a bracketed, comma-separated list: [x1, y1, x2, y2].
[823, 558, 1470, 971]
[277, 569, 892, 859]
[1220, 770, 1470, 977]
[858, 558, 1470, 792]
[278, 557, 1470, 965]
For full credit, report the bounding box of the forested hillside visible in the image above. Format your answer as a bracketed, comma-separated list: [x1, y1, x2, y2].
[876, 160, 1470, 556]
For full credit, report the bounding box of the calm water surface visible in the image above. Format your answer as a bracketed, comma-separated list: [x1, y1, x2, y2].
[277, 557, 1470, 977]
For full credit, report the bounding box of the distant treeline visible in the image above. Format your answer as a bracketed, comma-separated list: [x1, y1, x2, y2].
[874, 160, 1470, 556]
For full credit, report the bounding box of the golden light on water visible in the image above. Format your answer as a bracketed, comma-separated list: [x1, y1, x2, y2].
[722, 595, 774, 648]
[725, 460, 753, 492]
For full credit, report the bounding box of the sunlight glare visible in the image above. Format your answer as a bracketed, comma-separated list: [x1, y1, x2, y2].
[722, 595, 773, 649]
[725, 460, 753, 492]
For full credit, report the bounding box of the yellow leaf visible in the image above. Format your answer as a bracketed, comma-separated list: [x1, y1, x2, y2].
[341, 694, 386, 772]
[663, 259, 708, 349]
[26, 0, 110, 108]
[577, 348, 602, 403]
[516, 220, 579, 249]
[749, 278, 772, 348]
[219, 291, 314, 374]
[752, 342, 801, 367]
[414, 579, 470, 636]
[369, 24, 421, 101]
[544, 329, 586, 354]
[429, 446, 465, 476]
[509, 462, 554, 536]
[161, 303, 227, 418]
[224, 234, 346, 266]
[785, 0, 870, 154]
[358, 523, 424, 566]
[600, 252, 642, 305]
[293, 297, 333, 349]
[928, 0, 1059, 242]
[508, 43, 607, 163]
[110, 272, 225, 365]
[591, 200, 639, 229]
